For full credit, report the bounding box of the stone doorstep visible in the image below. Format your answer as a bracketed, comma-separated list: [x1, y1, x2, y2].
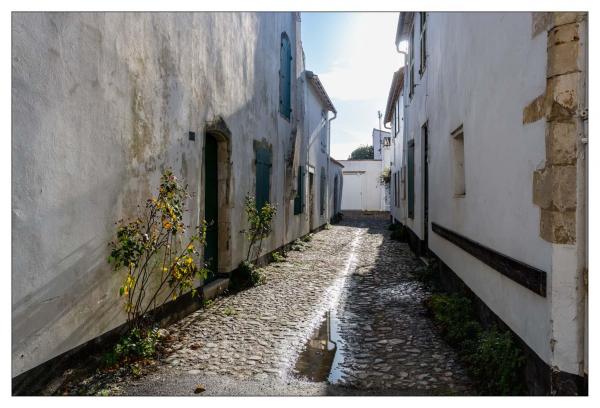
[202, 278, 230, 301]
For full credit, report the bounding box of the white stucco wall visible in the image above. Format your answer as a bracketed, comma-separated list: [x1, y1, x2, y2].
[12, 12, 307, 377]
[339, 160, 385, 212]
[395, 12, 584, 374]
[328, 160, 343, 219]
[304, 79, 331, 228]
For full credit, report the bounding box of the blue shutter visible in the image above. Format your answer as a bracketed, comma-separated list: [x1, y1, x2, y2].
[407, 140, 415, 218]
[279, 34, 292, 120]
[294, 166, 304, 215]
[320, 170, 326, 216]
[255, 146, 272, 210]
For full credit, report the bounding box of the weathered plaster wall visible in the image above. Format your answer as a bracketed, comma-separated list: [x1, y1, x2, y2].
[389, 92, 405, 224]
[305, 81, 330, 228]
[12, 12, 303, 377]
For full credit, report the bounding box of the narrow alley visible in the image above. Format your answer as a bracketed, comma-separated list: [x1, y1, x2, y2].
[56, 214, 472, 396]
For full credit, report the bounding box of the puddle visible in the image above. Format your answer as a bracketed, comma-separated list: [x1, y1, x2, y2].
[292, 310, 343, 383]
[290, 230, 361, 384]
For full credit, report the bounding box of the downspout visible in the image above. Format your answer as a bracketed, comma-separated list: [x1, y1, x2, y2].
[327, 110, 338, 222]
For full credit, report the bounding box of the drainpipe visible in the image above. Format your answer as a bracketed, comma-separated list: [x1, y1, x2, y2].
[327, 110, 338, 222]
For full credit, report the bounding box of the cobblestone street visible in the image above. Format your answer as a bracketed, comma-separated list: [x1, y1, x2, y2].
[74, 213, 473, 396]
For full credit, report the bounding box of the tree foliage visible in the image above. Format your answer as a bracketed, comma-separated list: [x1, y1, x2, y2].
[348, 144, 374, 160]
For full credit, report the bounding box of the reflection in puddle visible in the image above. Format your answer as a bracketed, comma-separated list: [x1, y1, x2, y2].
[293, 310, 342, 383]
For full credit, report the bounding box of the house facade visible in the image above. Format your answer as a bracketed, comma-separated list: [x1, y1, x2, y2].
[12, 12, 340, 385]
[386, 12, 587, 394]
[339, 159, 386, 212]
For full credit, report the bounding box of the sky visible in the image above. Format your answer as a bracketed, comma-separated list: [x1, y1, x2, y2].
[301, 12, 404, 160]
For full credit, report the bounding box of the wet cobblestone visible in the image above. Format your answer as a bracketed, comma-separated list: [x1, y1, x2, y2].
[328, 214, 473, 394]
[60, 213, 473, 395]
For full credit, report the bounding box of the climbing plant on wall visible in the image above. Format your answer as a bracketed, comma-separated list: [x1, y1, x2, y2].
[108, 169, 209, 329]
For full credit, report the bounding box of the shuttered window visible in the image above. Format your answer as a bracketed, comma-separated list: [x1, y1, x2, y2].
[419, 12, 427, 76]
[407, 140, 415, 218]
[255, 145, 272, 210]
[294, 166, 304, 215]
[279, 33, 292, 120]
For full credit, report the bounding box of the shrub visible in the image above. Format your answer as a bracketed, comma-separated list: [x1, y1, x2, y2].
[389, 223, 408, 242]
[229, 260, 266, 291]
[427, 293, 480, 347]
[242, 194, 277, 262]
[426, 293, 526, 395]
[468, 327, 526, 395]
[103, 327, 159, 367]
[107, 169, 209, 329]
[271, 251, 286, 263]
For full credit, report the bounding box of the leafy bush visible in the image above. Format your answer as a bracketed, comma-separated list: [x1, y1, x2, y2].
[389, 223, 408, 242]
[107, 169, 209, 329]
[379, 167, 391, 185]
[229, 260, 266, 291]
[301, 233, 313, 242]
[427, 293, 480, 347]
[467, 327, 526, 395]
[242, 194, 277, 262]
[271, 251, 286, 263]
[103, 327, 159, 367]
[426, 293, 526, 395]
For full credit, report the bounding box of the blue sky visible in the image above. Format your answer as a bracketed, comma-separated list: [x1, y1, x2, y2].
[301, 12, 403, 160]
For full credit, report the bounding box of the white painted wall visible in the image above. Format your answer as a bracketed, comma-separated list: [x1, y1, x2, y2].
[328, 160, 344, 219]
[339, 160, 385, 212]
[304, 77, 332, 228]
[393, 12, 585, 375]
[12, 12, 307, 377]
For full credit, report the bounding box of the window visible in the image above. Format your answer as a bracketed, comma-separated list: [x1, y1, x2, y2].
[320, 110, 328, 152]
[393, 172, 397, 207]
[294, 166, 304, 214]
[451, 125, 466, 196]
[279, 33, 292, 120]
[401, 167, 406, 200]
[394, 98, 401, 137]
[255, 144, 272, 210]
[419, 12, 427, 76]
[407, 139, 415, 218]
[319, 168, 326, 216]
[409, 23, 415, 99]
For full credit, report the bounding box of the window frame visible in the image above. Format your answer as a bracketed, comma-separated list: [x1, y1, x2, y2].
[419, 12, 427, 77]
[279, 32, 292, 121]
[451, 125, 466, 197]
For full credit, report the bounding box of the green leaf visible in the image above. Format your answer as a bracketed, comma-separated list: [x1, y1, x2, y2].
[119, 287, 125, 297]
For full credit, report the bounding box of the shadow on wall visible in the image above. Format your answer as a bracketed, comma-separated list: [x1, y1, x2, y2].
[12, 11, 302, 381]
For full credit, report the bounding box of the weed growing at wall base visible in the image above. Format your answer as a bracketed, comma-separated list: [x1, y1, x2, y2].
[425, 292, 526, 395]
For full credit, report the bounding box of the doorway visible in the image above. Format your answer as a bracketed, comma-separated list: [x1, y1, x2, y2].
[309, 172, 315, 231]
[422, 122, 429, 252]
[204, 133, 219, 279]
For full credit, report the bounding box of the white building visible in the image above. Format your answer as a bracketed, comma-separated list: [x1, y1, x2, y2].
[339, 159, 386, 212]
[11, 12, 341, 390]
[386, 12, 587, 394]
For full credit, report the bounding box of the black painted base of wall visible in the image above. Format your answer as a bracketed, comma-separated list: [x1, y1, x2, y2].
[12, 284, 206, 396]
[405, 225, 427, 257]
[434, 257, 587, 395]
